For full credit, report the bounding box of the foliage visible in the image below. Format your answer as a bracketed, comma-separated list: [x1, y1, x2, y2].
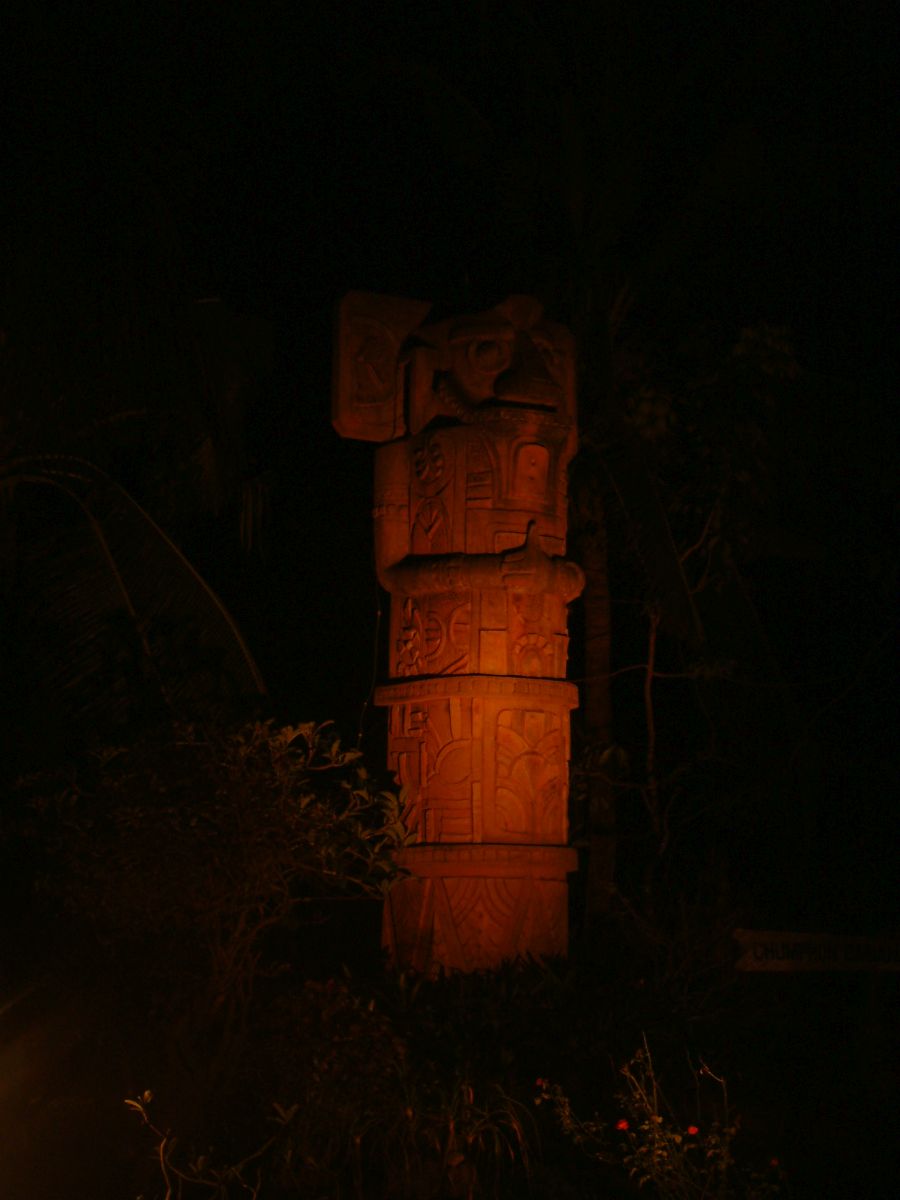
[536, 1038, 789, 1199]
[126, 1088, 280, 1200]
[119, 966, 791, 1200]
[607, 318, 801, 597]
[0, 456, 266, 754]
[12, 720, 408, 1068]
[1, 290, 273, 763]
[125, 971, 535, 1200]
[568, 315, 808, 1008]
[253, 970, 536, 1199]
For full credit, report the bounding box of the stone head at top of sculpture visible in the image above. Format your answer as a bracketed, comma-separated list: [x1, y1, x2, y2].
[333, 292, 584, 617]
[332, 291, 576, 446]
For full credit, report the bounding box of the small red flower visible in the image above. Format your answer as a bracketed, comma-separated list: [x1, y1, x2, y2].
[769, 1158, 780, 1168]
[616, 1118, 629, 1132]
[687, 1125, 699, 1136]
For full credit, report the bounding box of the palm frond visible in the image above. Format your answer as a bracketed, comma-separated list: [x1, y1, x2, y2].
[2, 455, 266, 741]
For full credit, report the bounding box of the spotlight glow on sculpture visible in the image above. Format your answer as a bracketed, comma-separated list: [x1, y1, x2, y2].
[333, 292, 583, 973]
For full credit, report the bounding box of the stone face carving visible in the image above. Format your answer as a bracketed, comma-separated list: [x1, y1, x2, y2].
[333, 292, 583, 973]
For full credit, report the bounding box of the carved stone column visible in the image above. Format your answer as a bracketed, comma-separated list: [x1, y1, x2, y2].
[333, 292, 583, 973]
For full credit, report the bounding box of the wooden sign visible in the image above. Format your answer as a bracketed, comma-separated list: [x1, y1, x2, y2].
[734, 929, 900, 973]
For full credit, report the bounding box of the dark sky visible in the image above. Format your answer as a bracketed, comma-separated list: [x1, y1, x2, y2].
[3, 2, 896, 757]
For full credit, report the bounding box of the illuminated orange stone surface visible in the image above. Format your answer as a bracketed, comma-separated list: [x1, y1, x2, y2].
[333, 292, 583, 973]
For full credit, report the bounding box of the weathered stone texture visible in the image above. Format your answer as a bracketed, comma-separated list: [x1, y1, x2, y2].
[334, 292, 582, 972]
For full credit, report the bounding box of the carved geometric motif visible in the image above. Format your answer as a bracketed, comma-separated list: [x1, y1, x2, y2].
[386, 697, 477, 844]
[465, 436, 494, 509]
[383, 867, 572, 974]
[509, 592, 568, 678]
[411, 497, 451, 554]
[350, 319, 398, 407]
[393, 594, 471, 677]
[334, 293, 584, 973]
[409, 431, 454, 554]
[412, 432, 450, 494]
[512, 632, 554, 676]
[489, 709, 565, 843]
[386, 703, 428, 837]
[332, 292, 431, 441]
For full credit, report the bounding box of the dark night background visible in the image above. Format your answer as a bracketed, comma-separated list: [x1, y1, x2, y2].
[2, 1, 897, 933]
[5, 0, 895, 893]
[0, 2, 898, 1194]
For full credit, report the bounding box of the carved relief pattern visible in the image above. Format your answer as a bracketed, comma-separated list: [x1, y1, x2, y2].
[390, 590, 568, 679]
[387, 696, 478, 844]
[334, 292, 583, 973]
[410, 497, 451, 554]
[392, 595, 471, 677]
[509, 591, 568, 678]
[349, 318, 398, 407]
[490, 709, 566, 842]
[383, 852, 573, 973]
[465, 436, 494, 510]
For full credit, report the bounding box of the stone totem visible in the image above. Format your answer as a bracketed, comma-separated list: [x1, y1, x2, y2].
[333, 292, 584, 973]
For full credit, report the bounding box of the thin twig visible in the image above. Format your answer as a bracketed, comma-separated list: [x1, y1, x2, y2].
[678, 497, 720, 565]
[643, 607, 660, 833]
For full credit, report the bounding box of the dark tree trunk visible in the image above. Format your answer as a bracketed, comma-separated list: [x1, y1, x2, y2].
[571, 470, 616, 926]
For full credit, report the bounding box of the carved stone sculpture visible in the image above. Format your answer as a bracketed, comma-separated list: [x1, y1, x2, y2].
[333, 292, 584, 973]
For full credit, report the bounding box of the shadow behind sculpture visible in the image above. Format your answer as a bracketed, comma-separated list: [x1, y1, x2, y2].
[333, 292, 583, 973]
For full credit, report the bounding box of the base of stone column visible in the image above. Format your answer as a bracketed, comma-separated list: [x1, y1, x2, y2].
[382, 844, 578, 974]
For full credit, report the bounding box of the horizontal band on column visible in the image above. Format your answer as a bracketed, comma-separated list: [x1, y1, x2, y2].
[376, 675, 579, 706]
[393, 843, 578, 877]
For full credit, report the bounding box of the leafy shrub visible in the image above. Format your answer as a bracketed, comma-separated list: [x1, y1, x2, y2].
[11, 720, 408, 1079]
[536, 1037, 789, 1198]
[127, 971, 535, 1200]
